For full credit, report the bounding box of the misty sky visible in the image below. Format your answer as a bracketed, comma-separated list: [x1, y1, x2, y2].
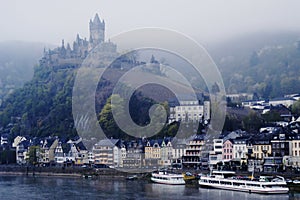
[1, 0, 300, 45]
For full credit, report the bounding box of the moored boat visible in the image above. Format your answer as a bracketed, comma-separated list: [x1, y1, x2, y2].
[151, 171, 185, 185]
[183, 172, 201, 185]
[126, 175, 138, 180]
[198, 171, 289, 194]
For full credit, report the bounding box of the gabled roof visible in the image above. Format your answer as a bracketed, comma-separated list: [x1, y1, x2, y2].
[94, 138, 119, 147]
[270, 97, 296, 102]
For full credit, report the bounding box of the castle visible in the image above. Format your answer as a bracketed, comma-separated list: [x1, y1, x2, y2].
[40, 14, 117, 67]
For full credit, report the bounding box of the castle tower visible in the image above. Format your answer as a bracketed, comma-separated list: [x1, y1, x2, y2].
[89, 13, 105, 47]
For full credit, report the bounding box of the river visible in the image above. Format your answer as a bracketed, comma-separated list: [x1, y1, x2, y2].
[0, 175, 299, 200]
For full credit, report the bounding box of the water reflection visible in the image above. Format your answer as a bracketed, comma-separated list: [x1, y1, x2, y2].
[0, 176, 299, 200]
[199, 188, 290, 200]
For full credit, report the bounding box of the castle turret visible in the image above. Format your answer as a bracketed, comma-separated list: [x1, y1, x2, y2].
[89, 13, 105, 48]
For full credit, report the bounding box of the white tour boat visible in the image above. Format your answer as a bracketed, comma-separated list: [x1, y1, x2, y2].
[151, 171, 185, 185]
[198, 171, 289, 194]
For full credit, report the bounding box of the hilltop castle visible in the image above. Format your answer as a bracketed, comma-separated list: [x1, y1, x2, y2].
[40, 14, 117, 67]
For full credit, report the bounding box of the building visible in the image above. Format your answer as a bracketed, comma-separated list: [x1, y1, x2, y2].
[226, 93, 253, 103]
[169, 100, 204, 123]
[171, 138, 186, 160]
[232, 137, 249, 163]
[159, 139, 173, 167]
[123, 141, 143, 169]
[208, 139, 223, 169]
[251, 138, 271, 160]
[222, 139, 233, 161]
[16, 140, 29, 165]
[92, 138, 119, 167]
[182, 135, 205, 169]
[263, 157, 284, 172]
[54, 142, 65, 165]
[290, 135, 300, 168]
[271, 133, 292, 157]
[39, 13, 117, 68]
[269, 97, 296, 108]
[39, 138, 58, 165]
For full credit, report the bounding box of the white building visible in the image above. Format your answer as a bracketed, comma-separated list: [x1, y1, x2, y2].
[208, 139, 223, 168]
[159, 140, 173, 167]
[54, 142, 65, 164]
[269, 97, 296, 108]
[232, 138, 248, 161]
[171, 138, 186, 160]
[92, 138, 120, 167]
[169, 100, 210, 123]
[290, 135, 300, 168]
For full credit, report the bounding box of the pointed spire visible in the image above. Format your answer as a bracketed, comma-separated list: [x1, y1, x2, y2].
[61, 39, 65, 49]
[67, 43, 71, 51]
[76, 34, 80, 42]
[93, 13, 101, 24]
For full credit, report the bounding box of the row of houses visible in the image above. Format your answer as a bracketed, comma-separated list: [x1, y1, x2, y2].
[89, 117, 300, 172]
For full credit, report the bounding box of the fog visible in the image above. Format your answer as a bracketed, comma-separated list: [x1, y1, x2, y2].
[1, 0, 300, 45]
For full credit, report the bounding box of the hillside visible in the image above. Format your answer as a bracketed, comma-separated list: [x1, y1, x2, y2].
[208, 31, 300, 98]
[0, 41, 50, 104]
[1, 32, 300, 140]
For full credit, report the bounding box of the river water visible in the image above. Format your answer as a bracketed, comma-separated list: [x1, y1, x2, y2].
[0, 175, 299, 200]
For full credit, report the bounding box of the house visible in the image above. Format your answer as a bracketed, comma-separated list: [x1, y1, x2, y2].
[54, 142, 65, 165]
[290, 135, 300, 168]
[232, 137, 249, 163]
[39, 137, 58, 166]
[208, 139, 223, 169]
[64, 140, 80, 164]
[171, 138, 186, 161]
[168, 96, 210, 123]
[0, 134, 8, 146]
[122, 141, 143, 169]
[159, 139, 173, 167]
[12, 136, 27, 148]
[182, 135, 205, 169]
[222, 139, 233, 162]
[92, 138, 119, 167]
[144, 140, 160, 167]
[271, 133, 293, 157]
[251, 138, 271, 160]
[16, 140, 29, 165]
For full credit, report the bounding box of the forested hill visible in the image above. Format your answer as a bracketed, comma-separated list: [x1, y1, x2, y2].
[0, 53, 182, 141]
[0, 41, 50, 102]
[208, 31, 300, 98]
[1, 32, 300, 140]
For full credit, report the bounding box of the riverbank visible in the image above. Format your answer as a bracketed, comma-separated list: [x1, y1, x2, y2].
[1, 164, 300, 181]
[0, 164, 133, 178]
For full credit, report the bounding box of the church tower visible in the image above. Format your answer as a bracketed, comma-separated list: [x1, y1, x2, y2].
[89, 13, 105, 47]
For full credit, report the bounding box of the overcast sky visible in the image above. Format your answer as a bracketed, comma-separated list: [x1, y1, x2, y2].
[1, 0, 300, 45]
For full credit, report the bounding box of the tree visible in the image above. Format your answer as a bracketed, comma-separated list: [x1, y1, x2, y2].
[242, 111, 263, 132]
[27, 146, 41, 166]
[292, 99, 300, 116]
[262, 110, 282, 123]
